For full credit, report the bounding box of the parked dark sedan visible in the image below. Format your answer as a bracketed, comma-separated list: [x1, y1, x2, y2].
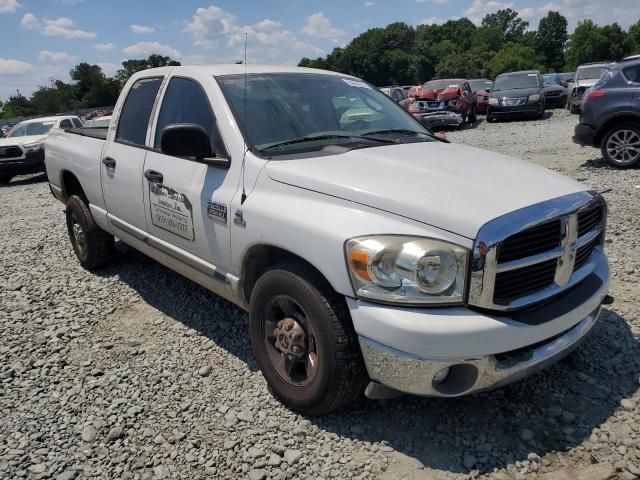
[573, 59, 640, 167]
[487, 71, 545, 122]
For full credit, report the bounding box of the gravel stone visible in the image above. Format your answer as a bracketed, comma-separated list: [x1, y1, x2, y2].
[105, 426, 124, 443]
[1, 109, 639, 479]
[167, 431, 186, 444]
[247, 469, 266, 480]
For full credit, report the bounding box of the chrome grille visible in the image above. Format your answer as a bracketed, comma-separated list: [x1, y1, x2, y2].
[501, 97, 527, 106]
[0, 145, 22, 159]
[469, 191, 606, 311]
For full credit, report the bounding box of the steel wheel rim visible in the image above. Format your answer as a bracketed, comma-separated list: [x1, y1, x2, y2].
[71, 213, 87, 257]
[262, 294, 319, 386]
[606, 130, 640, 165]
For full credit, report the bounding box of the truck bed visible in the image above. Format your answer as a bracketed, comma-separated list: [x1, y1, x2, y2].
[66, 127, 108, 141]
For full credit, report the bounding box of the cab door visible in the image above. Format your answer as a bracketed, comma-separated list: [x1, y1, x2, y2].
[102, 77, 163, 240]
[142, 75, 236, 278]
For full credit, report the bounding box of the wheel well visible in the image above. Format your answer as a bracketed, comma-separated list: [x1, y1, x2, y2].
[61, 171, 86, 202]
[241, 245, 327, 304]
[595, 115, 640, 145]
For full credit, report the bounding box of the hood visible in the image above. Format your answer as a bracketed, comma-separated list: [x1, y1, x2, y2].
[416, 86, 460, 101]
[490, 86, 540, 98]
[265, 142, 586, 239]
[0, 134, 47, 146]
[543, 84, 566, 93]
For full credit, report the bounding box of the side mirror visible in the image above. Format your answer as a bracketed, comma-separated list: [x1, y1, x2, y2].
[161, 123, 213, 160]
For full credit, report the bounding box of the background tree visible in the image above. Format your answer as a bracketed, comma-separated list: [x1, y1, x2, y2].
[488, 43, 544, 77]
[536, 11, 568, 72]
[115, 54, 180, 86]
[1, 92, 37, 118]
[565, 20, 633, 69]
[481, 8, 529, 42]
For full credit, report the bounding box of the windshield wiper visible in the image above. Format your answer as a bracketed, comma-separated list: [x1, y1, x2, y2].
[362, 128, 424, 136]
[260, 134, 393, 152]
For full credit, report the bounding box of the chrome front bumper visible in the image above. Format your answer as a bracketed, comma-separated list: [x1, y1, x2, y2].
[361, 305, 602, 398]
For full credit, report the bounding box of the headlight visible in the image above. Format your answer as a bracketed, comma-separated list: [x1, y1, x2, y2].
[528, 94, 540, 103]
[345, 236, 468, 305]
[23, 142, 43, 152]
[449, 99, 458, 107]
[488, 97, 499, 105]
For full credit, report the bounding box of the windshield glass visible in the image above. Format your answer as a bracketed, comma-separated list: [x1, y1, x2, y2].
[542, 74, 565, 85]
[468, 80, 492, 91]
[217, 73, 433, 156]
[421, 80, 460, 90]
[493, 74, 539, 91]
[577, 66, 606, 80]
[9, 121, 55, 137]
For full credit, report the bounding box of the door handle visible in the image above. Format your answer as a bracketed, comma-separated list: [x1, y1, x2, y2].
[144, 169, 164, 184]
[102, 157, 116, 168]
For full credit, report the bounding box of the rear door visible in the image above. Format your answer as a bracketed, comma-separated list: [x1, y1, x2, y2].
[142, 74, 235, 273]
[101, 76, 163, 239]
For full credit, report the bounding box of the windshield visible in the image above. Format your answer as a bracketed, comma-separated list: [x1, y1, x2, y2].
[9, 121, 55, 137]
[217, 73, 433, 156]
[493, 74, 540, 91]
[577, 66, 606, 80]
[421, 80, 460, 90]
[468, 80, 492, 91]
[543, 74, 564, 85]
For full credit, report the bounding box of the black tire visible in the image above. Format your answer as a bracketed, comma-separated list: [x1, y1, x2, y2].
[569, 103, 580, 114]
[600, 123, 640, 168]
[0, 175, 12, 184]
[249, 261, 367, 415]
[65, 195, 115, 270]
[487, 115, 496, 123]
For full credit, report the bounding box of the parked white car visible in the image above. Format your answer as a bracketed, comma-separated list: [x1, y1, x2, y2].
[0, 115, 82, 184]
[87, 115, 112, 128]
[44, 65, 609, 414]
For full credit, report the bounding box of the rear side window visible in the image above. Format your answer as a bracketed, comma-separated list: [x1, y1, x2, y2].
[116, 77, 163, 146]
[72, 118, 82, 128]
[60, 119, 72, 129]
[154, 77, 223, 154]
[623, 65, 640, 83]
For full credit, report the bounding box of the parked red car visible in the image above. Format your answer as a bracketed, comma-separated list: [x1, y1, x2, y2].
[408, 79, 476, 129]
[468, 79, 493, 115]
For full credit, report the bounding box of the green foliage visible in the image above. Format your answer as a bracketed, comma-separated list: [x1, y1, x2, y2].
[536, 12, 568, 72]
[299, 10, 639, 86]
[1, 55, 180, 118]
[565, 20, 634, 70]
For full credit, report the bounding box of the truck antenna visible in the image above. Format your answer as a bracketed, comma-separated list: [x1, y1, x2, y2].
[240, 31, 248, 205]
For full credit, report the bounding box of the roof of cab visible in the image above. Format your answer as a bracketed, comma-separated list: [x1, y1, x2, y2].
[135, 64, 349, 79]
[17, 115, 78, 124]
[496, 70, 540, 77]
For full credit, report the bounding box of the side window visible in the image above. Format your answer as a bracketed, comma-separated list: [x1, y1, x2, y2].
[392, 90, 402, 102]
[154, 77, 223, 154]
[623, 65, 640, 83]
[60, 119, 72, 129]
[72, 118, 82, 128]
[116, 77, 163, 146]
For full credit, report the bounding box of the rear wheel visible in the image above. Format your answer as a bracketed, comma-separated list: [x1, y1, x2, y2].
[249, 261, 367, 415]
[65, 195, 115, 270]
[0, 175, 12, 185]
[601, 123, 640, 168]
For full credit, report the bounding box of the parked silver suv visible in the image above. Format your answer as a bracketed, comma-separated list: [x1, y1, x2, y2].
[568, 62, 610, 114]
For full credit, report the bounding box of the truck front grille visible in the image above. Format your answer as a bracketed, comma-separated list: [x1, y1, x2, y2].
[469, 192, 606, 311]
[0, 145, 23, 159]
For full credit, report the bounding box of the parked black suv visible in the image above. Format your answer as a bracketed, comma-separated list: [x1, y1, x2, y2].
[487, 70, 545, 122]
[573, 59, 640, 167]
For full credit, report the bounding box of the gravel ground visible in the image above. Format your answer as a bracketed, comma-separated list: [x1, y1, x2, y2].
[1, 108, 640, 480]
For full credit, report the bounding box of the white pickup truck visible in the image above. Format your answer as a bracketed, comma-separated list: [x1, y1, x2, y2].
[45, 65, 610, 415]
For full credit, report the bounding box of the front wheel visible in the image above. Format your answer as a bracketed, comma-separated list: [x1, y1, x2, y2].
[65, 195, 115, 270]
[601, 123, 640, 168]
[249, 261, 367, 415]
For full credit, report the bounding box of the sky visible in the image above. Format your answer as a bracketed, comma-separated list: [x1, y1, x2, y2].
[0, 0, 639, 100]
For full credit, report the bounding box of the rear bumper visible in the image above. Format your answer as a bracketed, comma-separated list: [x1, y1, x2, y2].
[351, 253, 608, 397]
[573, 123, 597, 147]
[0, 149, 45, 176]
